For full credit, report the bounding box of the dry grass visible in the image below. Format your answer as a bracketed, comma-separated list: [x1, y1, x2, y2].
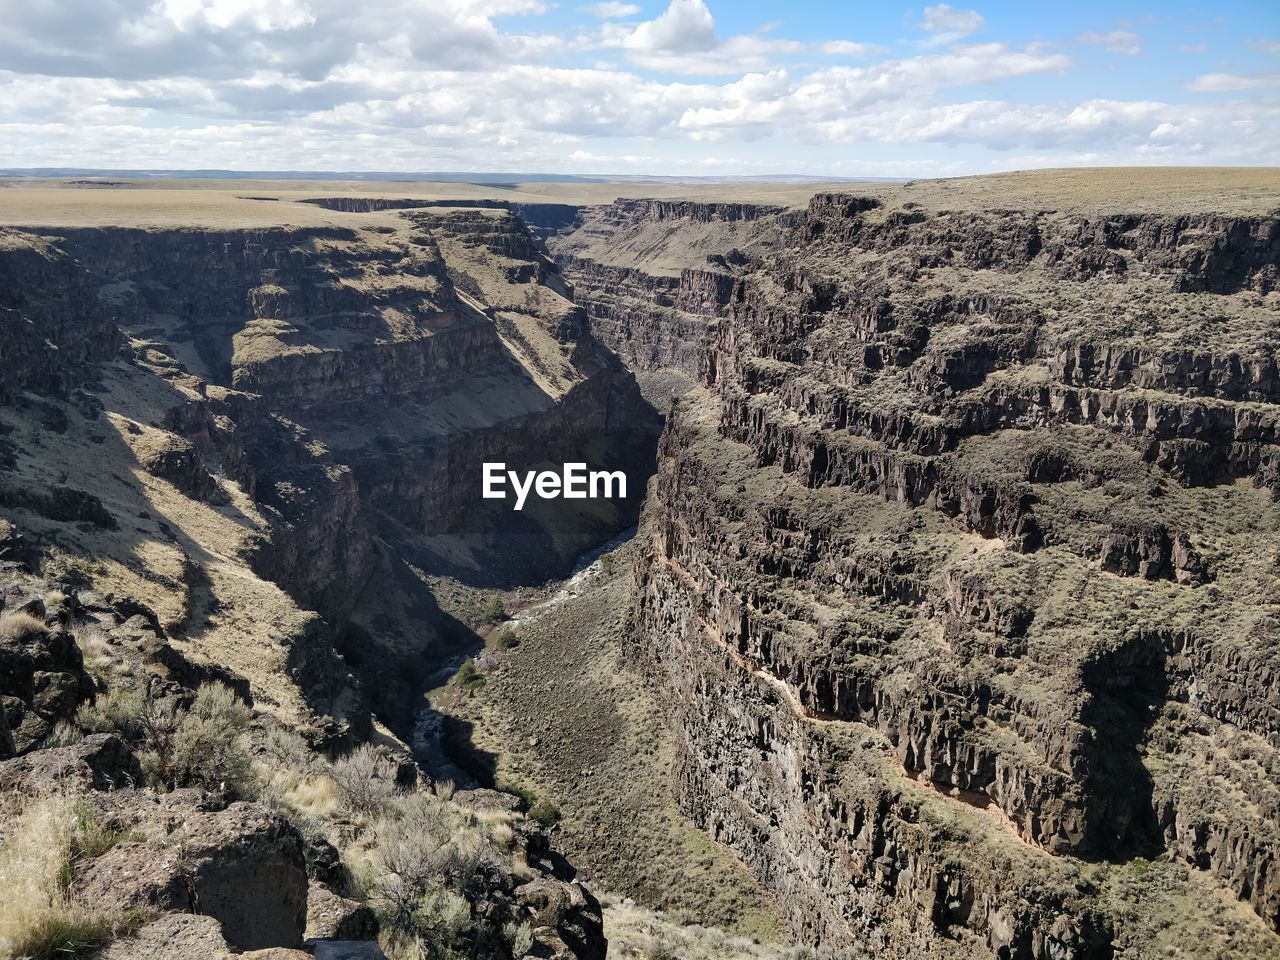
[0, 611, 48, 643]
[603, 898, 811, 960]
[0, 794, 131, 960]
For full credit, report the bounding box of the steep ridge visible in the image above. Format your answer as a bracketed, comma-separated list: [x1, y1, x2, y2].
[548, 199, 801, 394]
[628, 194, 1280, 957]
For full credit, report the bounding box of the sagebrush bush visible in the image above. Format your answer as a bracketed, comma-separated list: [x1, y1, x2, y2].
[369, 795, 498, 959]
[136, 683, 256, 797]
[479, 596, 506, 624]
[332, 743, 399, 817]
[75, 688, 145, 740]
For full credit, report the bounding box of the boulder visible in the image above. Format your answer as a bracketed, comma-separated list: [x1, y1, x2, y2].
[77, 793, 308, 951]
[92, 914, 232, 960]
[515, 878, 606, 960]
[0, 606, 92, 751]
[304, 881, 378, 941]
[0, 733, 142, 792]
[312, 943, 389, 960]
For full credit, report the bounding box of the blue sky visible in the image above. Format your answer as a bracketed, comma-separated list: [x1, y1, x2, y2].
[1, 1, 1276, 175]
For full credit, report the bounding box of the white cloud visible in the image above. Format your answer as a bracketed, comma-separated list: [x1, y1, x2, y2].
[1187, 72, 1280, 92]
[627, 34, 805, 75]
[914, 5, 984, 40]
[1078, 30, 1142, 56]
[158, 0, 316, 32]
[580, 2, 641, 17]
[822, 40, 888, 58]
[0, 0, 1274, 173]
[624, 0, 715, 53]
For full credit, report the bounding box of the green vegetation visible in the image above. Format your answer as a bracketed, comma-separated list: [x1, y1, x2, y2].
[455, 659, 487, 693]
[498, 781, 561, 829]
[479, 595, 506, 625]
[491, 628, 518, 651]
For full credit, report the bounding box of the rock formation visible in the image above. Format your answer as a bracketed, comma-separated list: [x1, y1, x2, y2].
[548, 199, 800, 395]
[626, 193, 1280, 957]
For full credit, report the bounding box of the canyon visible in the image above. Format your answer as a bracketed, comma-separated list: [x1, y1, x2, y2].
[1, 170, 1278, 960]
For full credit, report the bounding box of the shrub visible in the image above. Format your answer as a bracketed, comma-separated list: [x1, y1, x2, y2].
[491, 629, 518, 651]
[331, 744, 399, 817]
[499, 781, 561, 829]
[503, 920, 534, 957]
[598, 552, 616, 575]
[455, 660, 486, 693]
[138, 683, 256, 797]
[0, 611, 48, 643]
[75, 689, 145, 741]
[370, 796, 494, 956]
[479, 596, 506, 624]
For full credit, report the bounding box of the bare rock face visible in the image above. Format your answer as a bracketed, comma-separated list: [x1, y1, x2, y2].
[0, 732, 142, 792]
[514, 877, 607, 960]
[626, 194, 1280, 956]
[78, 790, 309, 951]
[303, 881, 378, 942]
[0, 598, 94, 754]
[0, 230, 119, 401]
[548, 200, 800, 385]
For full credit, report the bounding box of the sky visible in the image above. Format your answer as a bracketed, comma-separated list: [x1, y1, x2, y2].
[1, 0, 1277, 176]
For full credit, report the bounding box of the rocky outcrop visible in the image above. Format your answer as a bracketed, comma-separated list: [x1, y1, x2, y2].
[79, 789, 310, 950]
[0, 230, 120, 400]
[627, 193, 1280, 956]
[0, 595, 94, 754]
[0, 733, 142, 791]
[93, 914, 238, 960]
[548, 200, 799, 383]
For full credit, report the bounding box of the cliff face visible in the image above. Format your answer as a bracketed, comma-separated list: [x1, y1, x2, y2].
[0, 230, 120, 399]
[629, 195, 1280, 957]
[549, 200, 800, 388]
[0, 205, 657, 742]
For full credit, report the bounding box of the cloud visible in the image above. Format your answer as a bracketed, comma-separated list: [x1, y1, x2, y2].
[627, 34, 805, 76]
[822, 40, 889, 58]
[1176, 43, 1207, 54]
[1078, 30, 1142, 56]
[624, 0, 715, 53]
[914, 5, 984, 42]
[1187, 72, 1280, 92]
[579, 2, 640, 17]
[158, 0, 316, 32]
[0, 0, 1274, 173]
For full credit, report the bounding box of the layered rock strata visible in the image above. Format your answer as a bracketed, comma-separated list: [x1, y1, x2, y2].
[630, 194, 1280, 957]
[549, 200, 801, 386]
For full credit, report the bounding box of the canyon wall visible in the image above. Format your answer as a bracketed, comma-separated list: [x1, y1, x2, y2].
[0, 205, 658, 742]
[627, 194, 1280, 957]
[548, 199, 801, 391]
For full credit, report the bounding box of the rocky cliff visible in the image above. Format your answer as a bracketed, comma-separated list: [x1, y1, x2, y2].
[0, 201, 657, 747]
[548, 199, 800, 392]
[628, 193, 1280, 957]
